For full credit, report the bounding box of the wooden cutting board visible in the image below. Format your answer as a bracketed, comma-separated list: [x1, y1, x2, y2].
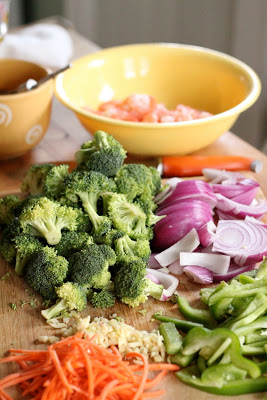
[0, 175, 267, 400]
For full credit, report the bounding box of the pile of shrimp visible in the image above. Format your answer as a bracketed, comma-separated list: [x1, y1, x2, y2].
[92, 94, 212, 123]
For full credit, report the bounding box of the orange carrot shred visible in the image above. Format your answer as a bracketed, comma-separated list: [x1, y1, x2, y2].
[0, 332, 179, 399]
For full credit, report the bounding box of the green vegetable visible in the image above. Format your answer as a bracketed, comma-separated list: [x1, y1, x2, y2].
[229, 293, 267, 331]
[114, 234, 151, 263]
[177, 296, 217, 329]
[152, 314, 204, 332]
[170, 352, 195, 367]
[0, 218, 21, 262]
[176, 365, 267, 395]
[64, 170, 116, 236]
[75, 130, 127, 177]
[21, 163, 54, 194]
[159, 322, 183, 354]
[25, 247, 68, 300]
[19, 197, 78, 245]
[44, 164, 69, 198]
[91, 289, 115, 309]
[68, 244, 116, 290]
[54, 231, 93, 259]
[0, 195, 20, 225]
[114, 260, 163, 307]
[41, 282, 87, 320]
[14, 234, 43, 275]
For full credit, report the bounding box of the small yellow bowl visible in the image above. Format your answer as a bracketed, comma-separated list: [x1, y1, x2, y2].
[0, 59, 54, 159]
[55, 43, 261, 157]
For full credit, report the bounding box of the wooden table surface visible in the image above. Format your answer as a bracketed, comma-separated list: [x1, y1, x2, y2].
[0, 20, 266, 400]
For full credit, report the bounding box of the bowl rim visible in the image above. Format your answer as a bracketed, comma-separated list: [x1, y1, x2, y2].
[55, 42, 262, 128]
[0, 58, 52, 99]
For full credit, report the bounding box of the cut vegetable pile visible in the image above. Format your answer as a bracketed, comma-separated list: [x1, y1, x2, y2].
[151, 168, 267, 283]
[153, 260, 267, 395]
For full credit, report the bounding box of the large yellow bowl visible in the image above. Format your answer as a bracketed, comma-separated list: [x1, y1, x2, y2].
[55, 43, 261, 157]
[0, 59, 53, 159]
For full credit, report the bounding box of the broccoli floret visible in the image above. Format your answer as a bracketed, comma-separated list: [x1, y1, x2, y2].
[107, 193, 152, 240]
[68, 244, 115, 289]
[21, 164, 54, 194]
[115, 164, 156, 201]
[134, 193, 157, 214]
[75, 131, 126, 177]
[41, 282, 87, 320]
[25, 247, 68, 299]
[0, 195, 21, 226]
[14, 234, 43, 275]
[0, 218, 21, 263]
[96, 229, 125, 246]
[44, 164, 69, 198]
[114, 261, 164, 307]
[114, 235, 151, 264]
[75, 209, 92, 233]
[64, 171, 115, 236]
[91, 289, 115, 309]
[148, 167, 162, 196]
[54, 231, 93, 259]
[19, 197, 78, 245]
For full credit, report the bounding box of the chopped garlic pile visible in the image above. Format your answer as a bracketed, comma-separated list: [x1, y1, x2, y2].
[43, 315, 166, 363]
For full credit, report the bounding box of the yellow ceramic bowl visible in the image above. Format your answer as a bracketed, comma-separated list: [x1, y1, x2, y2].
[55, 43, 261, 157]
[0, 59, 53, 159]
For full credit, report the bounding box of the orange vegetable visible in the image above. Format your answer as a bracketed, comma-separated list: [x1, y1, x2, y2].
[0, 332, 179, 400]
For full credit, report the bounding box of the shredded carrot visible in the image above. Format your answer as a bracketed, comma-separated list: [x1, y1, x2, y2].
[0, 332, 179, 399]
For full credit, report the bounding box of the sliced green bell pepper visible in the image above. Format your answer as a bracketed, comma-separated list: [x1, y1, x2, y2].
[181, 327, 261, 378]
[170, 351, 195, 367]
[152, 314, 205, 332]
[177, 296, 217, 329]
[229, 293, 267, 331]
[201, 363, 247, 388]
[158, 322, 182, 355]
[176, 365, 267, 395]
[234, 316, 267, 337]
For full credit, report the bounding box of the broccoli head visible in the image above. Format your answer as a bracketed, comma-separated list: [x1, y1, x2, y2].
[75, 131, 127, 177]
[25, 247, 68, 299]
[107, 193, 152, 240]
[148, 166, 162, 196]
[14, 234, 43, 275]
[44, 164, 69, 199]
[96, 229, 125, 246]
[114, 234, 151, 264]
[114, 164, 156, 201]
[114, 260, 164, 307]
[75, 209, 92, 233]
[19, 197, 79, 245]
[54, 231, 93, 259]
[91, 289, 115, 309]
[0, 218, 21, 263]
[0, 195, 21, 226]
[64, 171, 115, 236]
[68, 243, 116, 289]
[41, 282, 87, 320]
[21, 164, 54, 194]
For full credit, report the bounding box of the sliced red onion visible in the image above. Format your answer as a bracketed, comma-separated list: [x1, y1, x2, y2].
[148, 253, 162, 269]
[231, 187, 259, 205]
[158, 180, 217, 209]
[213, 263, 257, 282]
[212, 183, 259, 202]
[245, 216, 267, 226]
[215, 193, 267, 220]
[166, 177, 183, 188]
[168, 259, 184, 275]
[198, 221, 217, 247]
[202, 169, 244, 184]
[153, 186, 173, 205]
[155, 228, 200, 267]
[146, 273, 161, 284]
[216, 210, 237, 220]
[180, 252, 230, 274]
[146, 268, 179, 301]
[156, 199, 214, 217]
[212, 220, 267, 266]
[183, 265, 213, 284]
[152, 209, 212, 251]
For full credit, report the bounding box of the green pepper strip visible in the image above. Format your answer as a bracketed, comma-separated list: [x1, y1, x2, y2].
[181, 327, 261, 378]
[234, 316, 267, 337]
[242, 340, 267, 355]
[246, 331, 267, 344]
[259, 361, 267, 374]
[238, 274, 255, 284]
[201, 363, 247, 388]
[152, 314, 205, 332]
[208, 278, 267, 305]
[176, 365, 267, 395]
[177, 296, 217, 329]
[257, 258, 267, 279]
[210, 297, 233, 321]
[229, 293, 267, 331]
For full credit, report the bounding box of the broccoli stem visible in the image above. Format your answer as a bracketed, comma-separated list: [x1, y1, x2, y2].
[41, 298, 67, 320]
[117, 236, 135, 257]
[15, 253, 27, 275]
[78, 191, 98, 212]
[96, 131, 109, 149]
